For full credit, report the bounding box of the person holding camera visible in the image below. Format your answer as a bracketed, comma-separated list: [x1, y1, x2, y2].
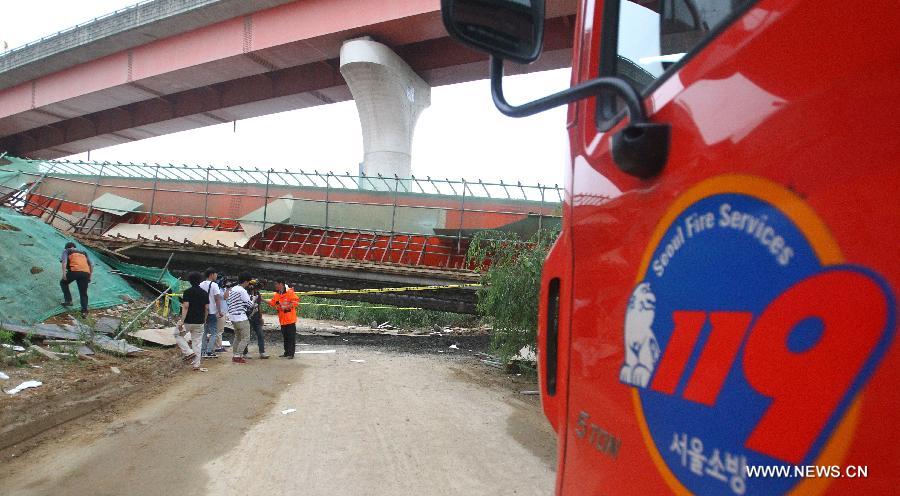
[267, 279, 299, 359]
[242, 280, 269, 359]
[226, 273, 255, 364]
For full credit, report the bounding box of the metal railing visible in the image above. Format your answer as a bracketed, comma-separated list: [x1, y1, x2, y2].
[1, 0, 212, 61]
[20, 159, 563, 202]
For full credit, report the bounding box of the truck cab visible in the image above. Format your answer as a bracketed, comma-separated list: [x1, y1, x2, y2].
[443, 0, 899, 494]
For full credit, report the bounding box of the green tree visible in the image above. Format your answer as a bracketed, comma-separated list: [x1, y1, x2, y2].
[466, 228, 559, 362]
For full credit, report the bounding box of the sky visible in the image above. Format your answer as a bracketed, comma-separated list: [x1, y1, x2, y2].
[1, 0, 571, 186]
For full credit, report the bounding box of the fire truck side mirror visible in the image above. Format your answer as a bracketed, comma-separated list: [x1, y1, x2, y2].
[441, 0, 545, 65]
[442, 0, 669, 178]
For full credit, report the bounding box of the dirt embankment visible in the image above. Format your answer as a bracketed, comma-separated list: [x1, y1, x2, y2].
[0, 348, 182, 453]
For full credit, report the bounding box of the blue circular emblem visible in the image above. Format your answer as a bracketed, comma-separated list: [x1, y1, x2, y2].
[622, 187, 895, 495]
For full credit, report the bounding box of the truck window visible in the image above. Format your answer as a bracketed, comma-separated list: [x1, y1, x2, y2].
[597, 0, 756, 129]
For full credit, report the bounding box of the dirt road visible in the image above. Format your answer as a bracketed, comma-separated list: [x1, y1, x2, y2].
[1, 346, 557, 496]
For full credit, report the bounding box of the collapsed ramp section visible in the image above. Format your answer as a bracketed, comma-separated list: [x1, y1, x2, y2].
[0, 207, 140, 324]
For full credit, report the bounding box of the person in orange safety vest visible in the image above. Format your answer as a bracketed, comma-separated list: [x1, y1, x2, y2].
[268, 279, 299, 359]
[59, 241, 93, 316]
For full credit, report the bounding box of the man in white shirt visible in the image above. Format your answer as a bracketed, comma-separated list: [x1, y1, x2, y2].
[199, 268, 225, 358]
[226, 273, 254, 364]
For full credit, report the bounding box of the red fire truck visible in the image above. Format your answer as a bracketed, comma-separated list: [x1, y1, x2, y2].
[442, 0, 899, 494]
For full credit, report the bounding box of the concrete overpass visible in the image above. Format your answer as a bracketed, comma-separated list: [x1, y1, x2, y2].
[0, 0, 576, 160]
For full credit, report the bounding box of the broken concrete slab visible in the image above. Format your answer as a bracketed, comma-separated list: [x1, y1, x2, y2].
[43, 340, 95, 356]
[93, 336, 143, 356]
[4, 323, 80, 341]
[5, 323, 142, 356]
[128, 327, 176, 347]
[94, 316, 121, 335]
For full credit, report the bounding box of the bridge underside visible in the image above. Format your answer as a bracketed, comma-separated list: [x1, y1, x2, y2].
[0, 0, 576, 159]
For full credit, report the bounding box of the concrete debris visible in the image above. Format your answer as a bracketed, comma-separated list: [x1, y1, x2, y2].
[449, 344, 459, 350]
[2, 343, 26, 352]
[5, 380, 42, 395]
[29, 345, 60, 361]
[3, 323, 143, 356]
[516, 345, 536, 362]
[0, 371, 9, 380]
[281, 408, 297, 415]
[297, 350, 336, 354]
[94, 317, 122, 335]
[43, 339, 84, 345]
[44, 341, 95, 356]
[110, 367, 121, 374]
[128, 327, 177, 347]
[92, 336, 144, 356]
[5, 322, 83, 341]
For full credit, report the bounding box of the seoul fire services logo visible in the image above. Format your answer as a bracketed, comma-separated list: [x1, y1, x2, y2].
[623, 176, 895, 495]
[620, 282, 660, 387]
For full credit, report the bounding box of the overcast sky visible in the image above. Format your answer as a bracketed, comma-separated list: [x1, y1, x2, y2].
[1, 0, 570, 186]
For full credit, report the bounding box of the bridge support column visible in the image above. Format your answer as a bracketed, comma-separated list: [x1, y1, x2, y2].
[340, 38, 430, 190]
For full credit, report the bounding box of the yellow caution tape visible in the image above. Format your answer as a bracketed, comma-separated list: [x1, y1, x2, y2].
[298, 302, 424, 311]
[163, 283, 480, 316]
[169, 283, 480, 299]
[294, 283, 481, 297]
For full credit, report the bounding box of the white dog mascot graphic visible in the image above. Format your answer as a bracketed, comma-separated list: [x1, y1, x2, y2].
[619, 282, 661, 388]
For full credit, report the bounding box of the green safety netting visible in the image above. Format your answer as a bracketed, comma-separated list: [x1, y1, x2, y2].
[0, 207, 141, 324]
[97, 254, 187, 314]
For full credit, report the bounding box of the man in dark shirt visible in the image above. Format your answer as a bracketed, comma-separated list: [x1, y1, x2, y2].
[177, 271, 209, 371]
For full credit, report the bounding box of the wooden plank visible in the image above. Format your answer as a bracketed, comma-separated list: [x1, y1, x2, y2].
[29, 345, 61, 361]
[113, 241, 144, 254]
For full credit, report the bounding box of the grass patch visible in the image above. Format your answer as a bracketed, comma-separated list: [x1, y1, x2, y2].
[297, 296, 479, 329]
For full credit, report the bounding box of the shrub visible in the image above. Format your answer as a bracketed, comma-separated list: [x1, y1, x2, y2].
[466, 228, 559, 362]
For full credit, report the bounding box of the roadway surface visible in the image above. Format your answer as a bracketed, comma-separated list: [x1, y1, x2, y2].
[0, 345, 557, 495]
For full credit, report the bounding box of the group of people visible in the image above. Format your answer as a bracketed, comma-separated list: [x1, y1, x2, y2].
[175, 268, 300, 371]
[57, 241, 301, 372]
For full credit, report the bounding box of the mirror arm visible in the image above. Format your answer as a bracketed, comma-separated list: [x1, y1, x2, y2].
[489, 56, 670, 179]
[490, 56, 646, 121]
